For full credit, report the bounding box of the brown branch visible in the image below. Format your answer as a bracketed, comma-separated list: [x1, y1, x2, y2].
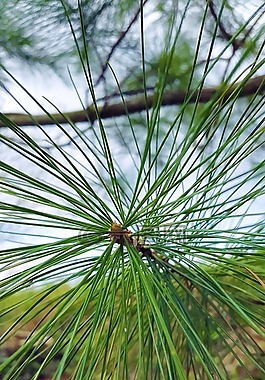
[1, 75, 264, 128]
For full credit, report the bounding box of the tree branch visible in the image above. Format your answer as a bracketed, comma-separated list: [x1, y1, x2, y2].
[1, 75, 264, 128]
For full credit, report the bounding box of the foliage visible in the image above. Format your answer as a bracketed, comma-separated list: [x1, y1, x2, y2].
[0, 0, 265, 379]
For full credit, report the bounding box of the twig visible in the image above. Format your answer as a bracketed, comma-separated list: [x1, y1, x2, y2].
[208, 0, 258, 52]
[95, 0, 150, 86]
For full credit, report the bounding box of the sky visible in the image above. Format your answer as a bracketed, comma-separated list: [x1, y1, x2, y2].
[2, 66, 87, 114]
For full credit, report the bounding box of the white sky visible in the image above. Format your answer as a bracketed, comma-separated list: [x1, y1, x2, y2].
[2, 66, 87, 114]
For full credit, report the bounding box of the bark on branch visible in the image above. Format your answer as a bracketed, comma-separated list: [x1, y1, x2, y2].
[1, 75, 264, 128]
